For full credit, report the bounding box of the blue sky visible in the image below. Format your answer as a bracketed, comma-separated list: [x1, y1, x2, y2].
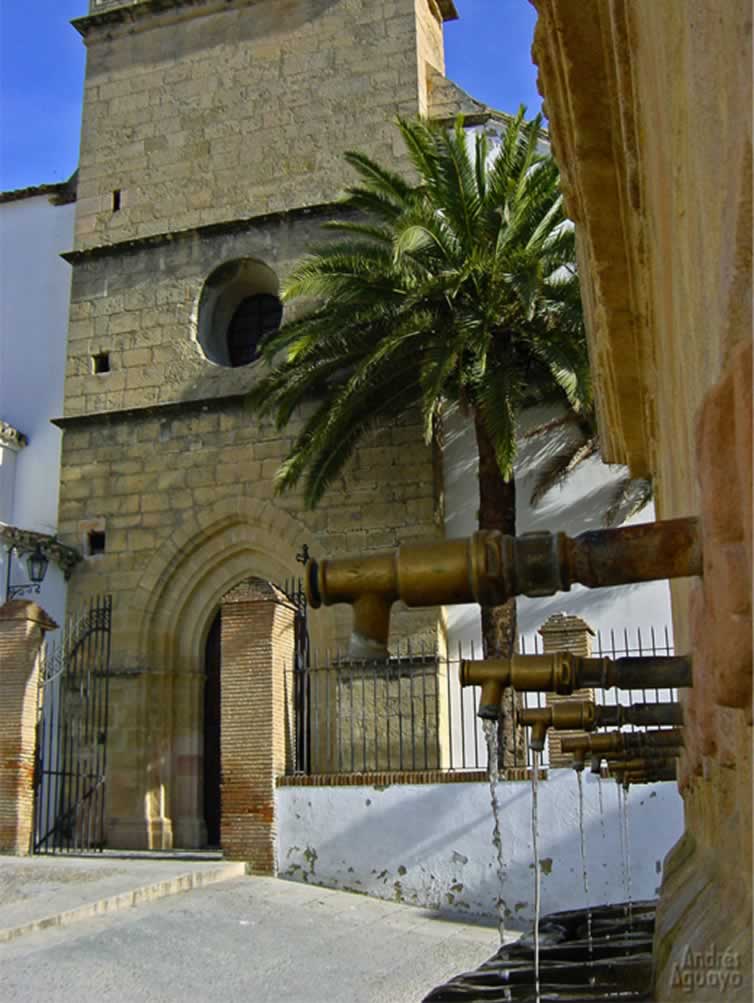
[0, 0, 541, 191]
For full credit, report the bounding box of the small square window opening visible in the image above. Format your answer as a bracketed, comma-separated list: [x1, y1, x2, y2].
[87, 530, 106, 556]
[92, 352, 110, 374]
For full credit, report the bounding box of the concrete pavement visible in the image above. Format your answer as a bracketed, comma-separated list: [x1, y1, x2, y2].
[0, 852, 245, 942]
[0, 870, 500, 1002]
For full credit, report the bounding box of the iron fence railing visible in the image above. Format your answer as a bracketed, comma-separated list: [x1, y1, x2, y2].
[286, 625, 676, 778]
[34, 595, 112, 854]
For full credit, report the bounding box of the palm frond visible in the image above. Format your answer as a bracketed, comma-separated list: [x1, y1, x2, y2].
[245, 109, 589, 515]
[528, 437, 599, 506]
[604, 476, 653, 527]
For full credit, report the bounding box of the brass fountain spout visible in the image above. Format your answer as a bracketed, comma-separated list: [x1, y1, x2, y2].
[516, 702, 596, 751]
[610, 758, 679, 787]
[459, 653, 691, 720]
[517, 701, 684, 750]
[566, 730, 684, 771]
[306, 517, 701, 656]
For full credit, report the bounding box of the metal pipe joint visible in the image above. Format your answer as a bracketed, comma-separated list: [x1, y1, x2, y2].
[307, 518, 701, 656]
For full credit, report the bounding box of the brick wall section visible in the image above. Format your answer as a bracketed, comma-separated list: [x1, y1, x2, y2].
[276, 768, 547, 787]
[539, 613, 594, 768]
[220, 581, 294, 870]
[0, 601, 58, 854]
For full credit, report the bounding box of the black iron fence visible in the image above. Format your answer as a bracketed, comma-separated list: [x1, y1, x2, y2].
[285, 625, 676, 778]
[34, 595, 112, 854]
[287, 645, 442, 775]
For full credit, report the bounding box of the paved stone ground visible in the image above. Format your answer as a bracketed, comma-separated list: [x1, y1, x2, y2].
[0, 852, 244, 939]
[0, 874, 501, 1003]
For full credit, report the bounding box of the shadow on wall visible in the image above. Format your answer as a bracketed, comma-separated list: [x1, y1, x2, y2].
[442, 405, 672, 645]
[443, 404, 648, 539]
[277, 773, 683, 926]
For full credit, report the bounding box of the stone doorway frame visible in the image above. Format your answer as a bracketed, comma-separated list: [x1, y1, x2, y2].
[108, 498, 331, 854]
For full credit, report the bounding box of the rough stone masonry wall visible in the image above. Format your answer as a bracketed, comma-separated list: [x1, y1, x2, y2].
[73, 0, 445, 251]
[60, 0, 453, 852]
[0, 602, 57, 854]
[57, 357, 443, 846]
[58, 401, 442, 658]
[64, 209, 363, 418]
[59, 218, 445, 651]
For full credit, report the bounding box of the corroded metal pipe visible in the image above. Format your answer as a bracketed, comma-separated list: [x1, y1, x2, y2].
[565, 729, 683, 770]
[597, 703, 684, 728]
[576, 743, 682, 771]
[611, 761, 678, 786]
[561, 729, 684, 757]
[615, 770, 678, 788]
[460, 653, 691, 718]
[609, 757, 678, 774]
[306, 517, 701, 656]
[518, 701, 684, 750]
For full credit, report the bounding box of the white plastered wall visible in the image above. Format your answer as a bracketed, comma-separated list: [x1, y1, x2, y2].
[0, 193, 75, 628]
[278, 772, 683, 926]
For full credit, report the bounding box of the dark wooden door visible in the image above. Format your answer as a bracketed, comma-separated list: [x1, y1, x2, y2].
[203, 611, 222, 847]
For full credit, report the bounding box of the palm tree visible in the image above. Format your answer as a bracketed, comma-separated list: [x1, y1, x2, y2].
[248, 110, 589, 760]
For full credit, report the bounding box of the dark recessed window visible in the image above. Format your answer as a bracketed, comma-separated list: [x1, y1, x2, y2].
[87, 530, 106, 556]
[112, 189, 122, 212]
[92, 352, 110, 374]
[226, 293, 283, 367]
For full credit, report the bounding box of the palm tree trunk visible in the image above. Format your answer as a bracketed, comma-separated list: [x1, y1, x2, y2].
[474, 414, 526, 769]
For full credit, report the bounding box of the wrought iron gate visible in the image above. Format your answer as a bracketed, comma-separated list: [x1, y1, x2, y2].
[34, 595, 112, 854]
[283, 576, 311, 773]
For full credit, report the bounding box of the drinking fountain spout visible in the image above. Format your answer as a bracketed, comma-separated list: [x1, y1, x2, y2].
[573, 736, 684, 771]
[459, 653, 691, 718]
[561, 728, 684, 762]
[611, 760, 678, 786]
[517, 701, 596, 751]
[517, 701, 684, 750]
[306, 517, 701, 656]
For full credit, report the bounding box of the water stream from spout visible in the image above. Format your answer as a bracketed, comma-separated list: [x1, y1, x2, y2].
[616, 781, 628, 911]
[483, 718, 508, 946]
[597, 772, 607, 843]
[530, 751, 541, 1003]
[576, 771, 594, 970]
[622, 784, 634, 928]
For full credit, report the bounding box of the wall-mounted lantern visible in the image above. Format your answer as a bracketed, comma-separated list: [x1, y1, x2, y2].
[5, 543, 49, 601]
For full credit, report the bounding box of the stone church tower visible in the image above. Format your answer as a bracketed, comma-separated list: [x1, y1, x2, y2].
[57, 0, 465, 853]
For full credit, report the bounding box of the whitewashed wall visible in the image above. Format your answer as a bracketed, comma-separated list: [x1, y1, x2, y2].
[441, 406, 674, 649]
[278, 772, 683, 926]
[0, 193, 75, 628]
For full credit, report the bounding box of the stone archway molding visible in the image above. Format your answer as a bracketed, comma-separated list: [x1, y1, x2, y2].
[131, 495, 327, 668]
[120, 496, 330, 850]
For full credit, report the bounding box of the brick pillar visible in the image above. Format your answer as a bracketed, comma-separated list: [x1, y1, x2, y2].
[0, 600, 58, 854]
[220, 580, 294, 871]
[538, 613, 595, 768]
